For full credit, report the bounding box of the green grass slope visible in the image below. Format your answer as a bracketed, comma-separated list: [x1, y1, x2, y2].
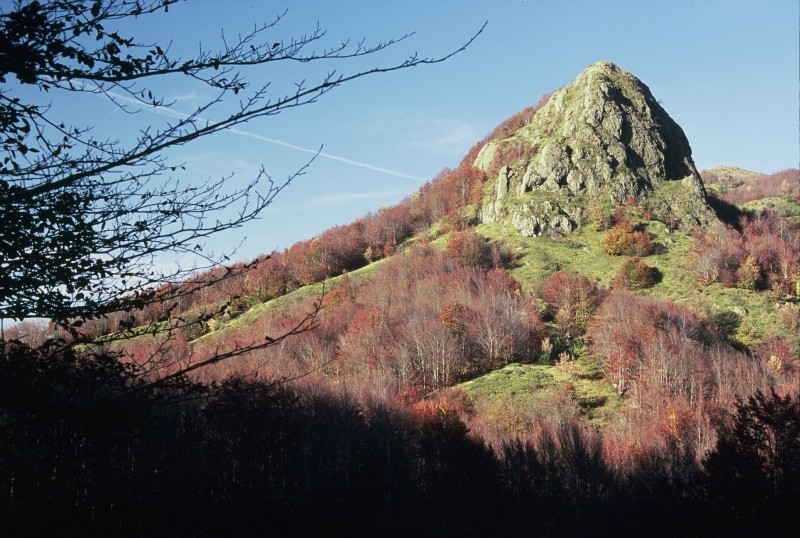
[463, 196, 799, 432]
[457, 349, 623, 431]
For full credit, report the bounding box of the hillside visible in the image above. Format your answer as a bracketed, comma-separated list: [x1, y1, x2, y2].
[5, 62, 800, 536]
[702, 167, 800, 212]
[67, 63, 799, 440]
[701, 165, 763, 188]
[57, 62, 796, 463]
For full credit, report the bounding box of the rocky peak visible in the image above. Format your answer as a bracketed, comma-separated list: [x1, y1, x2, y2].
[478, 61, 714, 237]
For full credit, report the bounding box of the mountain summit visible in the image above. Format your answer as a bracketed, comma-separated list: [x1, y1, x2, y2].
[478, 61, 715, 236]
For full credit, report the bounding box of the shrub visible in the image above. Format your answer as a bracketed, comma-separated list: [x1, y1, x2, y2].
[736, 255, 762, 290]
[587, 201, 614, 231]
[708, 310, 742, 340]
[446, 230, 492, 268]
[602, 226, 656, 256]
[601, 209, 657, 256]
[612, 257, 655, 289]
[777, 304, 800, 331]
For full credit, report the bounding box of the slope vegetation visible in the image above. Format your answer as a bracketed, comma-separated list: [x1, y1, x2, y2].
[6, 62, 799, 537]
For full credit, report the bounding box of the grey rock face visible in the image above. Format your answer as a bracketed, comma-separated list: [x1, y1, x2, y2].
[510, 201, 576, 237]
[477, 61, 714, 236]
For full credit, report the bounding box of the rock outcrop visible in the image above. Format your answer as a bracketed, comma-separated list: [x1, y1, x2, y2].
[478, 61, 715, 237]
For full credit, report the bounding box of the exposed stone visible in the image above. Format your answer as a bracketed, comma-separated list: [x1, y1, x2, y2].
[551, 214, 575, 236]
[477, 61, 716, 236]
[508, 200, 577, 238]
[732, 306, 749, 317]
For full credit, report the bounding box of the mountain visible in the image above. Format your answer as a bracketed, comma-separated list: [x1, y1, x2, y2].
[479, 61, 715, 237]
[6, 61, 800, 537]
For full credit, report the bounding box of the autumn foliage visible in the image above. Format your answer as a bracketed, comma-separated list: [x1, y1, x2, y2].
[602, 209, 656, 256]
[73, 94, 560, 341]
[6, 47, 800, 534]
[714, 168, 800, 206]
[612, 257, 655, 289]
[588, 291, 723, 403]
[689, 209, 800, 293]
[8, 216, 800, 536]
[538, 270, 600, 337]
[445, 229, 493, 268]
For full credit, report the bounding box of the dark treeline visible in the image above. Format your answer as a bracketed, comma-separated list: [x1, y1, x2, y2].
[2, 341, 798, 537]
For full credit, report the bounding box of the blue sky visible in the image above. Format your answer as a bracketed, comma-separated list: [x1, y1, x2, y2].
[10, 0, 800, 264]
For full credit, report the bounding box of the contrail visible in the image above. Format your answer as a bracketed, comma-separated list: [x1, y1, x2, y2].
[104, 91, 428, 182]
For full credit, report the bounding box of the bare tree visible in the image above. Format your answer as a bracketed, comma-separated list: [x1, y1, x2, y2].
[0, 0, 483, 333]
